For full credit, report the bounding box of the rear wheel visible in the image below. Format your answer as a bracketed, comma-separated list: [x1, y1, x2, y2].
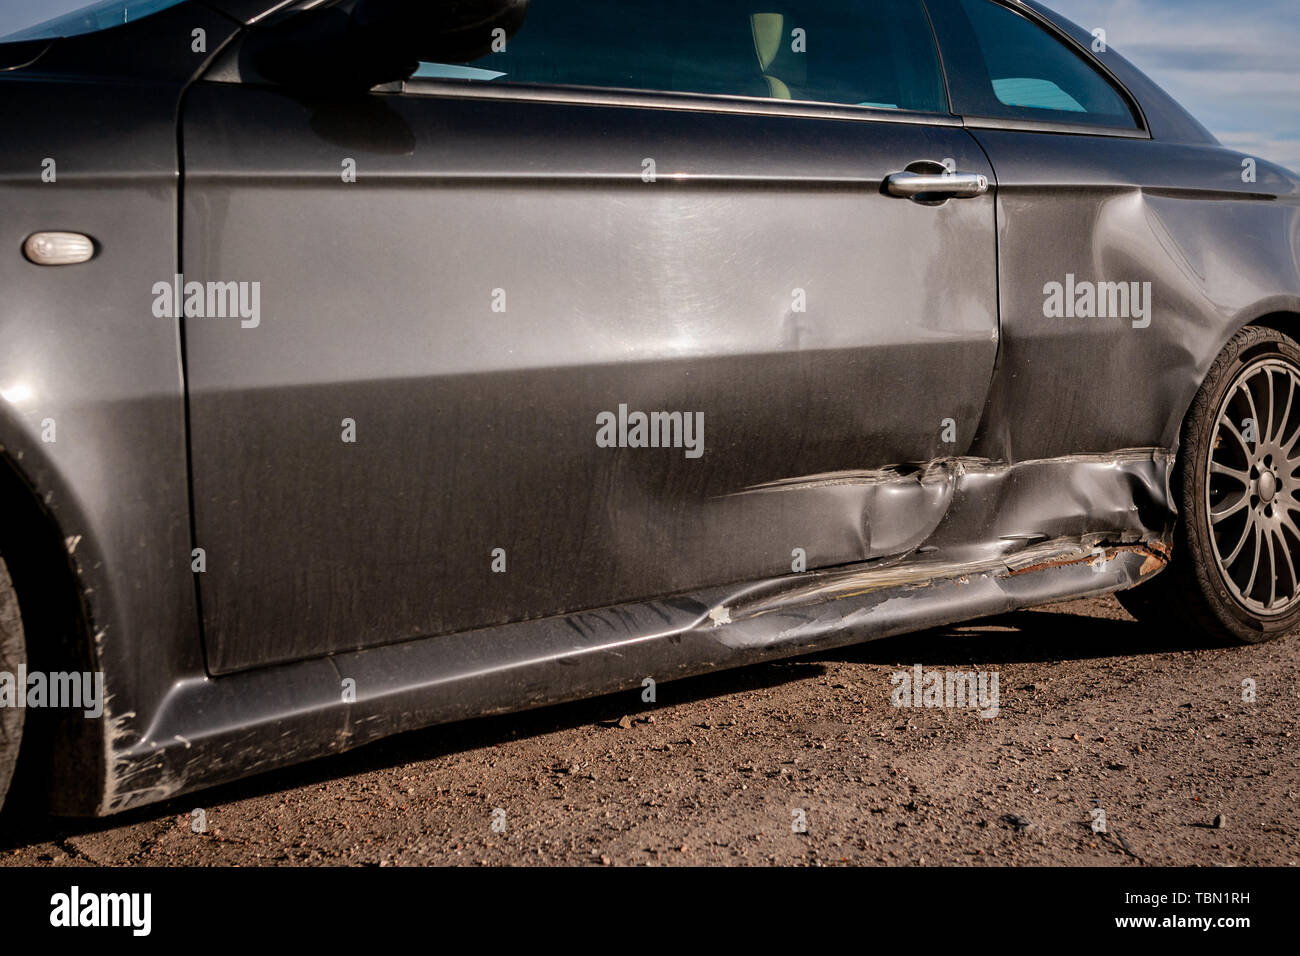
[0, 556, 24, 811]
[1117, 325, 1300, 643]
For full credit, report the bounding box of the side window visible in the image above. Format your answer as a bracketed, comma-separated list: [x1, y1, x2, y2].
[415, 0, 949, 114]
[928, 0, 1139, 129]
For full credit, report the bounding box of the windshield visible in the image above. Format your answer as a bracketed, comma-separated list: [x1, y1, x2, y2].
[0, 0, 187, 43]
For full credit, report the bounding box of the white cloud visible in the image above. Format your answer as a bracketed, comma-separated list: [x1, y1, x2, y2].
[1050, 0, 1300, 172]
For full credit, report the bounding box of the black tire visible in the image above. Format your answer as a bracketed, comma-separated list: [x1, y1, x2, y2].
[1117, 325, 1300, 643]
[0, 555, 24, 812]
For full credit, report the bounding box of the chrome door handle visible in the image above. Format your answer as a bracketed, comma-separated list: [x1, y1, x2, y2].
[884, 170, 989, 199]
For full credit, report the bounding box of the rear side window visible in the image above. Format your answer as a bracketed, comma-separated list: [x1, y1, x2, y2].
[927, 0, 1138, 129]
[416, 0, 949, 114]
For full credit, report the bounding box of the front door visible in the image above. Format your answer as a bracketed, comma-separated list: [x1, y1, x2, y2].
[180, 0, 1000, 673]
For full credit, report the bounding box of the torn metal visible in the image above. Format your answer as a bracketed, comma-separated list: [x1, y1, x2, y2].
[102, 448, 1173, 812]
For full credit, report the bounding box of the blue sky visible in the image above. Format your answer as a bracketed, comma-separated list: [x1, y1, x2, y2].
[1049, 0, 1300, 172]
[2, 0, 1298, 172]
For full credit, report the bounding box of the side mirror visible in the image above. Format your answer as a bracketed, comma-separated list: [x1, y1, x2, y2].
[246, 0, 529, 91]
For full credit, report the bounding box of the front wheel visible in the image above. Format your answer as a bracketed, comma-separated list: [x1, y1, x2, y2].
[1117, 325, 1300, 643]
[0, 556, 24, 811]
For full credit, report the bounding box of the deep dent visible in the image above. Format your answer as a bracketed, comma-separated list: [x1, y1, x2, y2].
[101, 447, 1173, 813]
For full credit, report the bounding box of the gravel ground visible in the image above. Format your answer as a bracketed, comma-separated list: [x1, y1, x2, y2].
[2, 594, 1297, 866]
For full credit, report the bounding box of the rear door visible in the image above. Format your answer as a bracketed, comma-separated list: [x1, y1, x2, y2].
[181, 0, 1000, 673]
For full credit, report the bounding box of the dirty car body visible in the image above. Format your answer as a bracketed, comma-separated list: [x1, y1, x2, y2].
[0, 0, 1297, 814]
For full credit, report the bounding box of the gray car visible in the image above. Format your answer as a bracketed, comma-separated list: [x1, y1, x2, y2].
[0, 0, 1297, 816]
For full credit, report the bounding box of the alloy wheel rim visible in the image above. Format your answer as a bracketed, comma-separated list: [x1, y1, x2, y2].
[1207, 357, 1300, 616]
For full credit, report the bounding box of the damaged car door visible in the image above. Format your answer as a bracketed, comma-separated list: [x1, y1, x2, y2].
[928, 0, 1219, 462]
[179, 0, 1000, 672]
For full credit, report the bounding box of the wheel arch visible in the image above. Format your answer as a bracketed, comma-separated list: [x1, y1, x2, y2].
[0, 426, 106, 815]
[1168, 301, 1300, 457]
[1236, 309, 1300, 348]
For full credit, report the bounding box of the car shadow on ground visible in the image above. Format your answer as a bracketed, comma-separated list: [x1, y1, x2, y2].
[0, 599, 1242, 850]
[836, 604, 1235, 667]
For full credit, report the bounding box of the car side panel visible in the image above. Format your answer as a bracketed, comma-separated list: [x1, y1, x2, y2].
[180, 83, 1000, 672]
[968, 132, 1300, 464]
[0, 3, 242, 814]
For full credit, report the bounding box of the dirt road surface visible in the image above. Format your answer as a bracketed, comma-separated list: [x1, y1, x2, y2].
[2, 594, 1297, 866]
